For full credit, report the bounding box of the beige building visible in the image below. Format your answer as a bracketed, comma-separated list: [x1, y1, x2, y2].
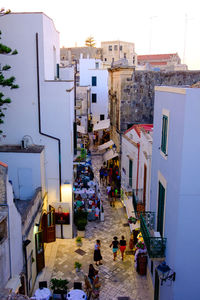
[60, 47, 102, 66]
[101, 41, 137, 66]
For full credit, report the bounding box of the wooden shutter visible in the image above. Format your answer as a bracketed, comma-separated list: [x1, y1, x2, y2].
[157, 181, 165, 236]
[161, 115, 168, 154]
[129, 159, 133, 187]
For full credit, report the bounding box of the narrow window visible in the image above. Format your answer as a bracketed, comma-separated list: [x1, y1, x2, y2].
[92, 93, 97, 103]
[114, 45, 118, 51]
[92, 76, 97, 86]
[129, 159, 133, 187]
[161, 115, 168, 154]
[109, 45, 112, 51]
[100, 114, 104, 120]
[95, 62, 99, 69]
[120, 45, 123, 51]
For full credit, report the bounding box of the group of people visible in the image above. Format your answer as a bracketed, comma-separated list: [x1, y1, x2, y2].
[84, 237, 126, 299]
[99, 162, 120, 188]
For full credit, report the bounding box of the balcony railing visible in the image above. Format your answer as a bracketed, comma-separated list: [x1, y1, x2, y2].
[140, 212, 167, 259]
[132, 189, 145, 218]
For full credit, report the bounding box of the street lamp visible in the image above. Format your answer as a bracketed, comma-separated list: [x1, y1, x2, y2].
[156, 261, 176, 285]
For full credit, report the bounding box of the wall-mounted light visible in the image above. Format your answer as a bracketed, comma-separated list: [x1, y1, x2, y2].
[156, 261, 176, 285]
[62, 181, 72, 203]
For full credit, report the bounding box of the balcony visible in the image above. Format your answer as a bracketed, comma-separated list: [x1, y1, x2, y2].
[140, 212, 167, 259]
[132, 189, 145, 218]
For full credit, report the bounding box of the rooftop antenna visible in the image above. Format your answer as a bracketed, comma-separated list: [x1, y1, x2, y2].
[183, 14, 194, 64]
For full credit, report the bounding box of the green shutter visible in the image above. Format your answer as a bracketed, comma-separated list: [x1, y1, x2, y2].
[129, 159, 133, 187]
[157, 181, 165, 236]
[161, 115, 168, 154]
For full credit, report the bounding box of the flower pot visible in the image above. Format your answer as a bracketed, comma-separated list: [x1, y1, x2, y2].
[76, 241, 82, 247]
[77, 230, 85, 237]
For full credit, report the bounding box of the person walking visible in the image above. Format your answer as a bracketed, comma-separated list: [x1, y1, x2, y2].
[110, 236, 119, 261]
[94, 240, 103, 266]
[119, 235, 127, 261]
[92, 269, 101, 299]
[88, 264, 96, 284]
[110, 186, 115, 207]
[95, 206, 100, 221]
[99, 167, 104, 184]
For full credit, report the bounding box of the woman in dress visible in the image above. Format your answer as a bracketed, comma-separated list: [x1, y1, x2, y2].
[93, 240, 102, 266]
[110, 236, 119, 261]
[119, 235, 127, 261]
[88, 264, 96, 284]
[92, 270, 101, 299]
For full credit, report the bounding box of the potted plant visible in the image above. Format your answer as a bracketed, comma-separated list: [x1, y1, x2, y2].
[74, 261, 82, 272]
[76, 236, 82, 247]
[128, 216, 137, 224]
[50, 278, 69, 300]
[74, 211, 88, 237]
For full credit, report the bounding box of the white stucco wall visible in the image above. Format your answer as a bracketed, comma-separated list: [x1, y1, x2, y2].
[0, 152, 45, 200]
[7, 179, 23, 279]
[150, 86, 200, 300]
[0, 13, 74, 237]
[79, 58, 108, 123]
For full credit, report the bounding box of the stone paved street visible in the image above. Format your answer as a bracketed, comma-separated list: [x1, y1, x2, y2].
[34, 151, 152, 300]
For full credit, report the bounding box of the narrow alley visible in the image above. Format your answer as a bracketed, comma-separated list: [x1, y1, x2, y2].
[35, 148, 151, 300]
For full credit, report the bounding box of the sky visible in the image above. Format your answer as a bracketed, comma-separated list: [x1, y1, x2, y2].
[2, 0, 200, 70]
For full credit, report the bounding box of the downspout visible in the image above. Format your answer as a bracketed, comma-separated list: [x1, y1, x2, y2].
[136, 142, 140, 195]
[35, 33, 62, 202]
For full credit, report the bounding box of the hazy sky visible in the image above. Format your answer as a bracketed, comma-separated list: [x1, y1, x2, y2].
[2, 0, 200, 69]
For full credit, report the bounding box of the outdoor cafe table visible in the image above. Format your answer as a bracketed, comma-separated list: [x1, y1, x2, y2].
[34, 287, 51, 300]
[74, 188, 95, 195]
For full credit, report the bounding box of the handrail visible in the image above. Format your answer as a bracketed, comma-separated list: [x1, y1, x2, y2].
[140, 213, 167, 258]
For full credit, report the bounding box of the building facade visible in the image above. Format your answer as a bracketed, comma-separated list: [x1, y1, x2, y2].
[147, 85, 200, 300]
[0, 13, 74, 238]
[137, 53, 187, 71]
[121, 124, 153, 224]
[60, 46, 102, 66]
[101, 40, 137, 66]
[108, 67, 200, 160]
[79, 58, 108, 124]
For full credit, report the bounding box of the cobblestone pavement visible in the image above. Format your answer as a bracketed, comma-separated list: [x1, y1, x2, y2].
[34, 150, 152, 300]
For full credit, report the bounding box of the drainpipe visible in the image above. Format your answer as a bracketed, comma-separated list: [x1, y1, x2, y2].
[36, 33, 62, 202]
[136, 143, 140, 195]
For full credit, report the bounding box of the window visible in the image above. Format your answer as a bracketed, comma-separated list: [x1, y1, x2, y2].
[114, 45, 118, 51]
[95, 62, 99, 69]
[92, 76, 97, 86]
[120, 45, 123, 51]
[161, 115, 168, 154]
[157, 181, 165, 237]
[129, 159, 133, 187]
[92, 93, 97, 103]
[104, 58, 107, 61]
[124, 53, 127, 59]
[100, 114, 104, 120]
[108, 45, 112, 51]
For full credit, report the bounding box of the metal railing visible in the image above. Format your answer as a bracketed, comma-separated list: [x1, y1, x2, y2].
[140, 212, 167, 258]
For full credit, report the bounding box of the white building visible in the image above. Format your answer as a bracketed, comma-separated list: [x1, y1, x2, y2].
[0, 162, 23, 295]
[121, 124, 153, 226]
[0, 13, 74, 238]
[146, 86, 200, 300]
[79, 57, 108, 124]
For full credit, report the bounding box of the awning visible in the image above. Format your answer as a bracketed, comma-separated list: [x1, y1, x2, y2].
[98, 140, 114, 151]
[77, 125, 86, 134]
[93, 119, 110, 131]
[103, 148, 118, 161]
